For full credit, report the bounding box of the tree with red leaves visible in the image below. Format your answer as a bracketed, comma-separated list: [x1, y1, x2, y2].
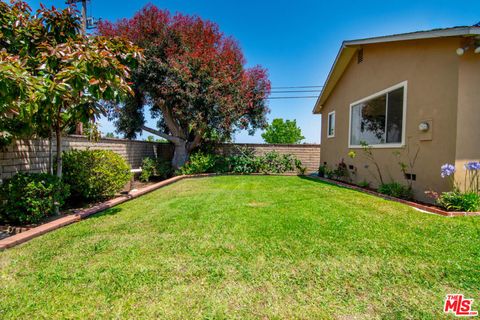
[98, 5, 270, 169]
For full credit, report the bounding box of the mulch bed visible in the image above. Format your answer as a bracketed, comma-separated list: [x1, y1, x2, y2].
[0, 179, 161, 242]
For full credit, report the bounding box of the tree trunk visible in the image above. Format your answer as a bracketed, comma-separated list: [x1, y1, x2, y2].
[54, 127, 62, 215]
[140, 125, 192, 170]
[172, 140, 189, 170]
[48, 134, 53, 175]
[75, 122, 83, 135]
[55, 128, 62, 179]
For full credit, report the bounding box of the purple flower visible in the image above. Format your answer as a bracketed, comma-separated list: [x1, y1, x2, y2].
[464, 161, 480, 171]
[441, 164, 456, 178]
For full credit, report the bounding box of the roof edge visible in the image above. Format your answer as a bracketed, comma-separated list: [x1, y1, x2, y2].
[312, 26, 480, 114]
[344, 26, 480, 46]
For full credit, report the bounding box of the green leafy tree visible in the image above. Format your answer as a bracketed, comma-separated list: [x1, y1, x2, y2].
[0, 1, 142, 179]
[261, 118, 305, 144]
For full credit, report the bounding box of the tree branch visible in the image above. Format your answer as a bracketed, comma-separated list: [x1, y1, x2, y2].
[187, 129, 204, 151]
[157, 103, 185, 139]
[141, 125, 183, 144]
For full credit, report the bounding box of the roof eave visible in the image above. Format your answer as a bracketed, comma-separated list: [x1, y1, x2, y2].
[312, 44, 358, 114]
[344, 26, 480, 46]
[312, 26, 480, 114]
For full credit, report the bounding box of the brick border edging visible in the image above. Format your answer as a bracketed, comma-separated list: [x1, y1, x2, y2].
[0, 174, 218, 250]
[306, 176, 480, 217]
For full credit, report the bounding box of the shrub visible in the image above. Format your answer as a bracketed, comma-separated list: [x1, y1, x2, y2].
[297, 165, 307, 176]
[155, 159, 174, 179]
[332, 160, 349, 181]
[227, 150, 303, 175]
[139, 157, 156, 182]
[0, 173, 69, 225]
[258, 151, 297, 174]
[318, 164, 327, 177]
[324, 168, 335, 179]
[378, 182, 413, 200]
[139, 157, 173, 182]
[62, 149, 132, 201]
[180, 149, 304, 175]
[357, 180, 370, 188]
[227, 147, 260, 174]
[437, 192, 480, 212]
[180, 152, 225, 175]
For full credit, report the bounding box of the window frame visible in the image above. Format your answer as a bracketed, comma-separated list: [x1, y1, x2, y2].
[348, 81, 408, 149]
[327, 111, 335, 138]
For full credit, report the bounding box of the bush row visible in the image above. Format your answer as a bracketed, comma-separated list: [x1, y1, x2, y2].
[179, 149, 306, 175]
[0, 173, 69, 225]
[0, 149, 132, 225]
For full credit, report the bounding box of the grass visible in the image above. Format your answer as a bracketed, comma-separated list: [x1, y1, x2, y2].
[1, 176, 479, 319]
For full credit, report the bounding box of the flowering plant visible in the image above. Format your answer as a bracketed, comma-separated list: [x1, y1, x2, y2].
[440, 163, 458, 191]
[464, 161, 480, 194]
[440, 164, 456, 178]
[437, 161, 480, 212]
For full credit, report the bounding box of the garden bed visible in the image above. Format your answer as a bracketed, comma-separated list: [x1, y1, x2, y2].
[0, 179, 159, 241]
[308, 175, 480, 217]
[0, 176, 187, 250]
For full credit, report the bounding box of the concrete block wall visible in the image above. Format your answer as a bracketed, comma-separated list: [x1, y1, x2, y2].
[155, 143, 321, 173]
[217, 143, 321, 173]
[0, 136, 161, 180]
[0, 137, 321, 180]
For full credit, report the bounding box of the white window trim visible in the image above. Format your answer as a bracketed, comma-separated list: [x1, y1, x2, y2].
[348, 81, 408, 149]
[327, 111, 335, 138]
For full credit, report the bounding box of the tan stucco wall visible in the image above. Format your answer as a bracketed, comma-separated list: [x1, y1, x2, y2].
[320, 37, 467, 202]
[455, 50, 480, 191]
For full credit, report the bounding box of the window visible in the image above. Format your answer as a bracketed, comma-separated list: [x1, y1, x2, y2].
[327, 111, 335, 138]
[349, 82, 407, 147]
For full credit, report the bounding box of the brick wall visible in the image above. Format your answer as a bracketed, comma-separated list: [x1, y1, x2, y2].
[0, 136, 161, 180]
[0, 137, 321, 180]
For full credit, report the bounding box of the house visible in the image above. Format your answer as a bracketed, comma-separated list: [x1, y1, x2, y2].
[313, 25, 480, 202]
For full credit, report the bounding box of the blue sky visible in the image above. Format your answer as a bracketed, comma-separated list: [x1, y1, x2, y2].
[28, 0, 480, 143]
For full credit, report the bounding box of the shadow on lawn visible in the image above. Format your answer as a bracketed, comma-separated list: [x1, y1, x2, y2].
[86, 207, 123, 220]
[299, 175, 350, 189]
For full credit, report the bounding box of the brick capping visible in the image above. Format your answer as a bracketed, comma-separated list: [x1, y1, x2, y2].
[66, 134, 166, 144]
[306, 175, 480, 217]
[218, 142, 321, 147]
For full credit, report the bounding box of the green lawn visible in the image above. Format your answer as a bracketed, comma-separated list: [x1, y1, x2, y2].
[1, 176, 479, 319]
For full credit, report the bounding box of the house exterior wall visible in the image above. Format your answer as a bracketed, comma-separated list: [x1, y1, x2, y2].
[455, 50, 480, 190]
[320, 37, 464, 202]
